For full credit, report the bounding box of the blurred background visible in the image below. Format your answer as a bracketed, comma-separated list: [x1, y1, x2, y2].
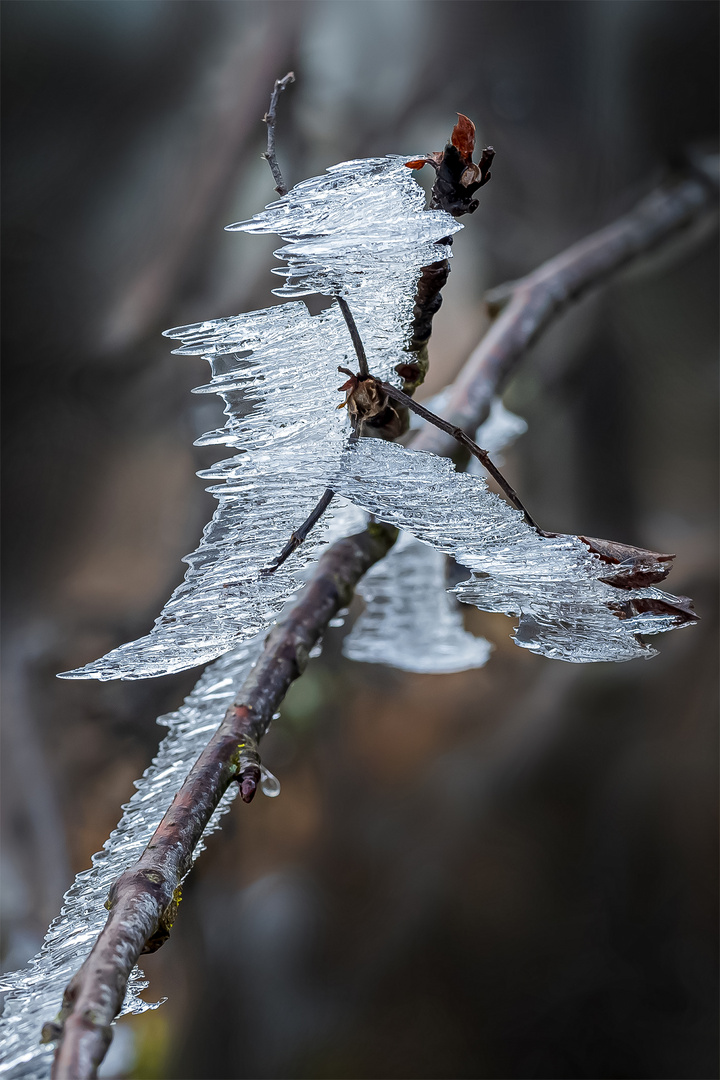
[2, 2, 718, 1077]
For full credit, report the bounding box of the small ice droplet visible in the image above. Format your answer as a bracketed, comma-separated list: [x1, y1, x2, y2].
[260, 765, 281, 798]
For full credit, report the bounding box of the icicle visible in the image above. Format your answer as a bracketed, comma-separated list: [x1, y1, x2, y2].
[343, 531, 492, 672]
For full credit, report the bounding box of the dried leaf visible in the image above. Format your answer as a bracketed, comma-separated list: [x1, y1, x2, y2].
[609, 595, 698, 625]
[451, 113, 476, 161]
[580, 535, 675, 589]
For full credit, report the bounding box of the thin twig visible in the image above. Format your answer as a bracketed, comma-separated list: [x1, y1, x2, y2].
[261, 487, 336, 574]
[336, 295, 370, 376]
[379, 380, 543, 530]
[263, 296, 371, 574]
[262, 71, 295, 196]
[51, 160, 718, 1079]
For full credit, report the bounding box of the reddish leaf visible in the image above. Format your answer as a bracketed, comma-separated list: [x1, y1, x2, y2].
[451, 113, 476, 161]
[404, 152, 444, 171]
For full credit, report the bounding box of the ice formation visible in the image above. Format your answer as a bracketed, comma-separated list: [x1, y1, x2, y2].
[59, 157, 461, 681]
[58, 151, 693, 681]
[0, 638, 272, 1079]
[333, 439, 692, 662]
[343, 531, 493, 672]
[342, 402, 527, 673]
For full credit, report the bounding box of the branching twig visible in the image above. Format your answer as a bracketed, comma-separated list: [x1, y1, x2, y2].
[336, 295, 370, 377]
[262, 71, 295, 196]
[261, 486, 336, 574]
[261, 296, 373, 574]
[51, 159, 717, 1078]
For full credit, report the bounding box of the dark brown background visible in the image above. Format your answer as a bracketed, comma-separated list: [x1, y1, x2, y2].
[2, 2, 718, 1077]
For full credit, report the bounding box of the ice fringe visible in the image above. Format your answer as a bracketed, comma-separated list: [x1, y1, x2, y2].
[59, 154, 692, 681]
[59, 157, 461, 680]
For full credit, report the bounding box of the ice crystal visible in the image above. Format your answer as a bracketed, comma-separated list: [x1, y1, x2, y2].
[60, 157, 459, 681]
[0, 638, 265, 1078]
[332, 439, 692, 662]
[343, 401, 526, 673]
[343, 531, 493, 672]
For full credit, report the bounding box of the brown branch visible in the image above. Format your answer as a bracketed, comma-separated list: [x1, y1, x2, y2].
[411, 158, 719, 457]
[262, 71, 295, 196]
[336, 296, 370, 377]
[51, 157, 717, 1079]
[50, 523, 398, 1080]
[260, 486, 336, 574]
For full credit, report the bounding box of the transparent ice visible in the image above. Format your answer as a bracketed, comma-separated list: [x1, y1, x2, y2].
[60, 157, 460, 681]
[332, 439, 691, 663]
[3, 148, 695, 1075]
[343, 531, 493, 672]
[342, 402, 526, 673]
[0, 637, 266, 1079]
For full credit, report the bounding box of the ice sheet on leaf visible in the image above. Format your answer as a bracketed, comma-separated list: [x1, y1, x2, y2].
[0, 639, 265, 1078]
[343, 531, 492, 673]
[332, 440, 692, 663]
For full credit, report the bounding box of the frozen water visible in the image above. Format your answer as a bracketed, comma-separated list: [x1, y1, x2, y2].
[344, 531, 492, 672]
[344, 398, 526, 672]
[228, 156, 461, 383]
[0, 638, 265, 1078]
[61, 158, 459, 681]
[333, 439, 692, 663]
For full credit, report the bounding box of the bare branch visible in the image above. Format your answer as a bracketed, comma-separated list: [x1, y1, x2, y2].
[411, 159, 719, 457]
[261, 486, 336, 574]
[336, 295, 370, 376]
[51, 158, 717, 1079]
[262, 71, 295, 196]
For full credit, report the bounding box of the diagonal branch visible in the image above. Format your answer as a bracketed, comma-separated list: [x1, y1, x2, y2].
[50, 158, 717, 1079]
[49, 524, 398, 1080]
[411, 156, 718, 456]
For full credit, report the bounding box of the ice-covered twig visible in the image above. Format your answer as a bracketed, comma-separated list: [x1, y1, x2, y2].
[48, 524, 396, 1080]
[380, 379, 543, 530]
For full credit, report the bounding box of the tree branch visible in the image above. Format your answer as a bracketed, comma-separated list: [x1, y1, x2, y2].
[51, 157, 717, 1079]
[411, 158, 718, 457]
[379, 379, 542, 530]
[50, 524, 398, 1080]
